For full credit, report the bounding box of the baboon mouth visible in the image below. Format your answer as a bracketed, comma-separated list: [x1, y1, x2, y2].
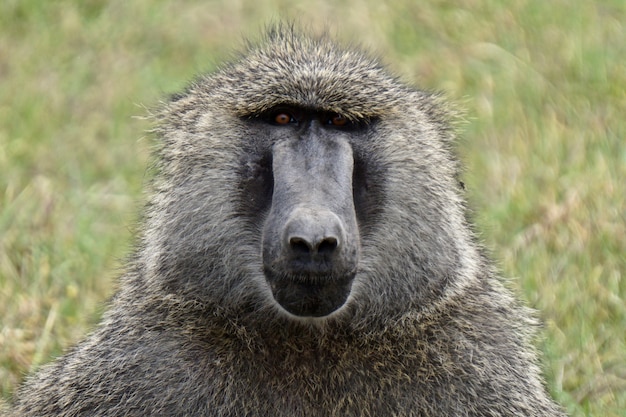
[264, 271, 354, 317]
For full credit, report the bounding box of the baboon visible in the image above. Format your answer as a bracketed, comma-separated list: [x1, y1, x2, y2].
[9, 26, 567, 416]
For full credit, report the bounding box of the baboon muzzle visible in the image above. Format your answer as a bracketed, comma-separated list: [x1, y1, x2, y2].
[262, 128, 360, 317]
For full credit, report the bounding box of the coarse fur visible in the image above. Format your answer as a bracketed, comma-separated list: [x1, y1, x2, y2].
[9, 26, 567, 416]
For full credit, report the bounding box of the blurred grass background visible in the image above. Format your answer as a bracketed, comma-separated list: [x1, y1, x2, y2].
[1, 0, 624, 415]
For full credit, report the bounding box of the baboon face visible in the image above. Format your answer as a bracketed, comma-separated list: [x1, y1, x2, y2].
[253, 107, 366, 317]
[154, 30, 463, 324]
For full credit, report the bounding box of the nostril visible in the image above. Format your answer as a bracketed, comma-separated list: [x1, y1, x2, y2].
[289, 237, 312, 254]
[288, 235, 339, 256]
[317, 237, 338, 255]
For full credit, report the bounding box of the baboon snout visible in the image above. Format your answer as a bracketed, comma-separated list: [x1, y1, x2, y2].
[261, 133, 360, 318]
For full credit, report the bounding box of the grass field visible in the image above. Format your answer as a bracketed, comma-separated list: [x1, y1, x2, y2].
[1, 0, 624, 415]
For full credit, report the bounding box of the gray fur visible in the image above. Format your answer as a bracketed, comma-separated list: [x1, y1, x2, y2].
[10, 26, 566, 416]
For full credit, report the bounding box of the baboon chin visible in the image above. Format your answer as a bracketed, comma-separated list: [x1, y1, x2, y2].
[9, 25, 567, 416]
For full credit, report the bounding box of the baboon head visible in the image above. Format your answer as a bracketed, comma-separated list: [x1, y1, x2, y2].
[147, 27, 473, 324]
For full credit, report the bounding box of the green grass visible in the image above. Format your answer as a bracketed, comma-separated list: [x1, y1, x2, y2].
[1, 1, 624, 415]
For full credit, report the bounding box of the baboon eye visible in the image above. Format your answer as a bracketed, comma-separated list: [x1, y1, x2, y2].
[327, 113, 348, 127]
[274, 112, 295, 125]
[261, 107, 301, 126]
